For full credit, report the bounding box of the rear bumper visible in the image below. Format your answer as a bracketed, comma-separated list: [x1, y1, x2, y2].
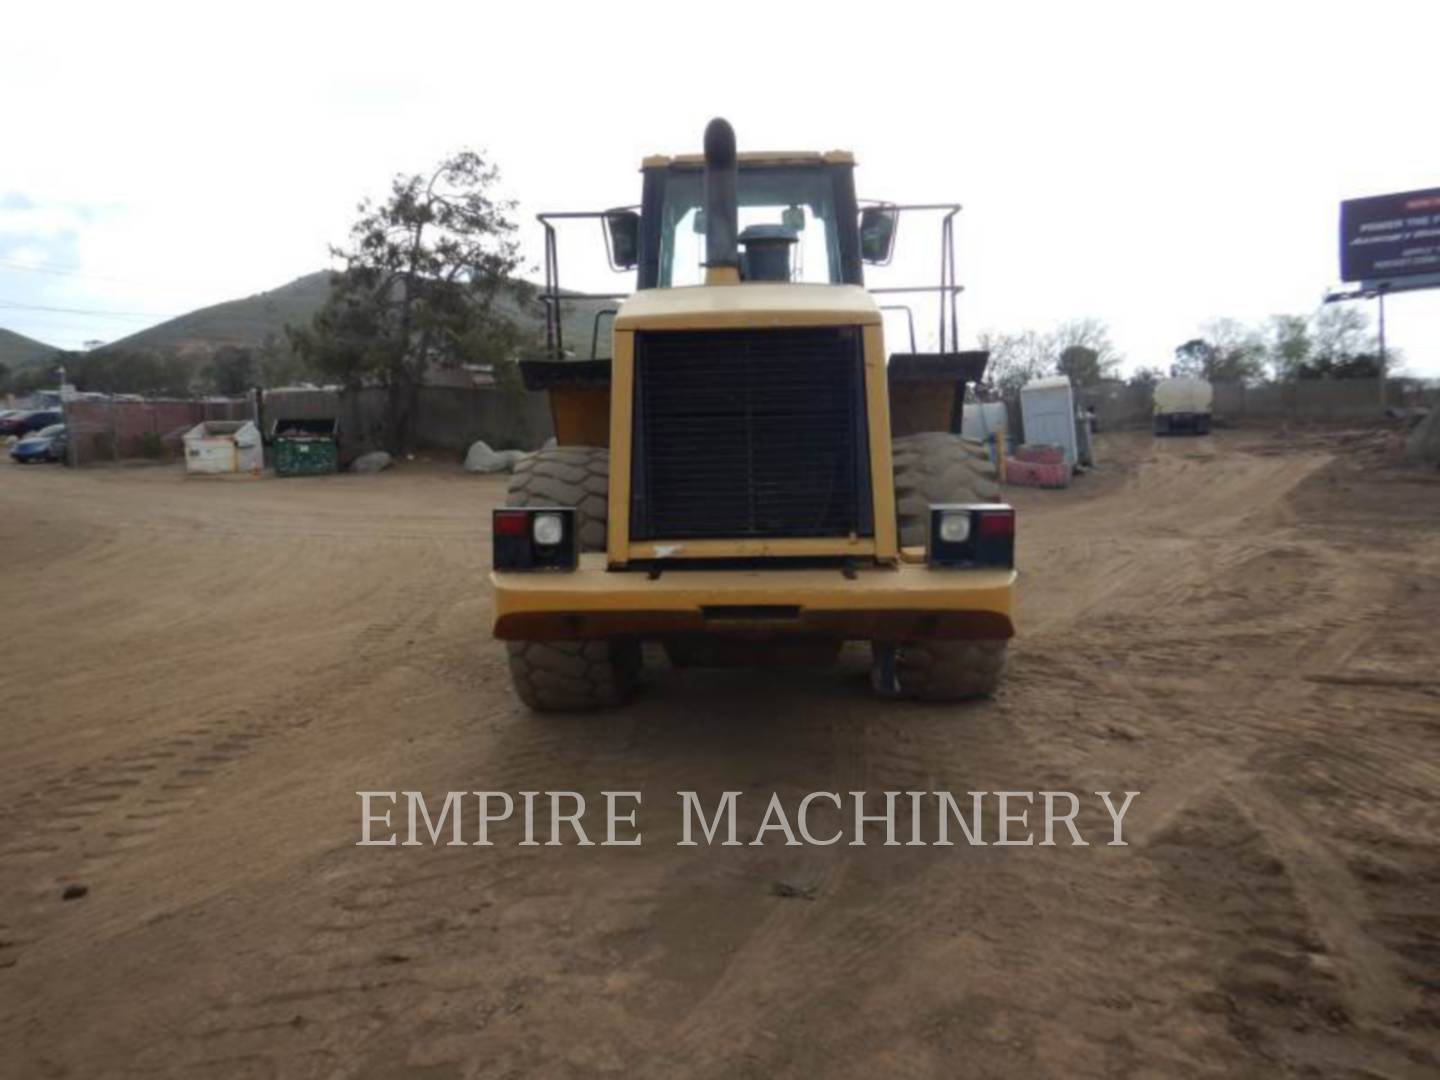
[492, 555, 1016, 642]
[1156, 411, 1209, 427]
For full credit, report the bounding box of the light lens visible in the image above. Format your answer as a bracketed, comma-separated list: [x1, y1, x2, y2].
[978, 510, 1015, 539]
[494, 510, 528, 536]
[532, 512, 564, 546]
[938, 512, 971, 543]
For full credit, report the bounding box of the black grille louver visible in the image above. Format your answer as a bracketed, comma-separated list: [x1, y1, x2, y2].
[630, 327, 872, 541]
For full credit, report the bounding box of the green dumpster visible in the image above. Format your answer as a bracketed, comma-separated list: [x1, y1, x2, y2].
[271, 417, 339, 477]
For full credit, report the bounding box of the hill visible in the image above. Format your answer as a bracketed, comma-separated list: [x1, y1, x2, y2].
[106, 271, 619, 363]
[0, 327, 60, 371]
[105, 272, 333, 356]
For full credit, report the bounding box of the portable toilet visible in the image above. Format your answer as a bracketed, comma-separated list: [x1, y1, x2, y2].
[182, 420, 263, 475]
[1019, 375, 1079, 465]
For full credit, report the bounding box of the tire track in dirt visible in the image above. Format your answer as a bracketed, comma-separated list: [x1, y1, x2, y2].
[992, 433, 1440, 1075]
[5, 437, 1439, 1077]
[116, 671, 798, 1076]
[1230, 782, 1416, 1022]
[0, 528, 476, 979]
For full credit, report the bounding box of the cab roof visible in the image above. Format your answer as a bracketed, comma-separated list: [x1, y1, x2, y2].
[641, 150, 855, 169]
[614, 283, 880, 332]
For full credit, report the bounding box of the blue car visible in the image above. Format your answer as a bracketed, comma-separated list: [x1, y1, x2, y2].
[10, 423, 69, 464]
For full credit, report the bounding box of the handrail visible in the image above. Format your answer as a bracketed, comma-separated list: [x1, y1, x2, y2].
[878, 304, 917, 353]
[858, 201, 964, 353]
[537, 199, 968, 357]
[538, 208, 639, 358]
[589, 308, 619, 361]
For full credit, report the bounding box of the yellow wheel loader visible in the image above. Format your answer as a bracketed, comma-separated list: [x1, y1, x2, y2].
[490, 119, 1015, 709]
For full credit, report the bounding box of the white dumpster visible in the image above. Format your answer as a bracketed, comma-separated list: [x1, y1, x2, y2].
[182, 420, 262, 475]
[1019, 375, 1079, 465]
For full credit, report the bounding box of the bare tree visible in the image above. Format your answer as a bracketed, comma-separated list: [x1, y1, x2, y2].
[1052, 318, 1122, 375]
[1266, 314, 1312, 380]
[1173, 319, 1268, 383]
[1310, 305, 1371, 367]
[977, 329, 1053, 397]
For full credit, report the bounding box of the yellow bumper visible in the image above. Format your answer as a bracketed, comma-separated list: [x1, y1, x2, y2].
[491, 554, 1016, 642]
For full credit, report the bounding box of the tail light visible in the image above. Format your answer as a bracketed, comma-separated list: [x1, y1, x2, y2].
[927, 504, 1015, 568]
[493, 507, 577, 571]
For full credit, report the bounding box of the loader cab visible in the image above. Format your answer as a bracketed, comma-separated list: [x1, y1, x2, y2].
[630, 154, 867, 289]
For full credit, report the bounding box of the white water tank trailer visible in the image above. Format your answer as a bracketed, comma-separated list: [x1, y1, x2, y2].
[1153, 378, 1213, 436]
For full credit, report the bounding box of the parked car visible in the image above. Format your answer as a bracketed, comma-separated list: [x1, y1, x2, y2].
[0, 409, 63, 437]
[10, 423, 68, 464]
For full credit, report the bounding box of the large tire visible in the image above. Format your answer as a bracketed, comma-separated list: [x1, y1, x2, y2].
[871, 640, 1008, 701]
[507, 446, 609, 552]
[891, 432, 1001, 547]
[505, 639, 642, 711]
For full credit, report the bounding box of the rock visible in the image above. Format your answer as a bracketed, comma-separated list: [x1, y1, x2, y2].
[464, 440, 525, 474]
[61, 883, 88, 901]
[1406, 409, 1440, 465]
[350, 451, 393, 474]
[769, 881, 817, 901]
[541, 436, 557, 450]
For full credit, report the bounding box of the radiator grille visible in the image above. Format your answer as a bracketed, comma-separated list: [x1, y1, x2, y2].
[630, 327, 872, 540]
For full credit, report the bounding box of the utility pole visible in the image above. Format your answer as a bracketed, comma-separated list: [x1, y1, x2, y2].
[57, 363, 76, 467]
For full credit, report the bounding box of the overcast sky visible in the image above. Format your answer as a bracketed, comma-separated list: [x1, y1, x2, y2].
[3, 0, 1437, 375]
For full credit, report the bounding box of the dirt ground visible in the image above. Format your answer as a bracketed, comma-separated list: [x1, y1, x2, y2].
[0, 428, 1437, 1079]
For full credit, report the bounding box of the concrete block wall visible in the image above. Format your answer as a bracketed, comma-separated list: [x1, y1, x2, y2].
[1068, 377, 1429, 434]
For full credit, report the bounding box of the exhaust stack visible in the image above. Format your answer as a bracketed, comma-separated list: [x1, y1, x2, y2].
[703, 117, 739, 286]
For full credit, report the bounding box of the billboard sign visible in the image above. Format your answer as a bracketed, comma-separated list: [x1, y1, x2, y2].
[1340, 187, 1440, 284]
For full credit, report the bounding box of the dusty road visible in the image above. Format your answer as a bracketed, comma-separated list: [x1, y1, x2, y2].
[0, 430, 1437, 1078]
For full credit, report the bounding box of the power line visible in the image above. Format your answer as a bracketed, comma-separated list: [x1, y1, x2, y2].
[0, 258, 137, 285]
[0, 297, 174, 319]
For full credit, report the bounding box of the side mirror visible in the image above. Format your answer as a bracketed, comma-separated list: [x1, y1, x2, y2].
[859, 206, 898, 264]
[605, 210, 641, 270]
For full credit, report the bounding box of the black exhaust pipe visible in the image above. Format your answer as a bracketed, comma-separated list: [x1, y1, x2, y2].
[703, 117, 738, 283]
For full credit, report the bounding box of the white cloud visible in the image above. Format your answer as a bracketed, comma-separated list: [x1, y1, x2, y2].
[1, 0, 1435, 370]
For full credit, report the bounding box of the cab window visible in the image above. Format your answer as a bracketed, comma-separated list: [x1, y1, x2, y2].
[657, 166, 841, 287]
